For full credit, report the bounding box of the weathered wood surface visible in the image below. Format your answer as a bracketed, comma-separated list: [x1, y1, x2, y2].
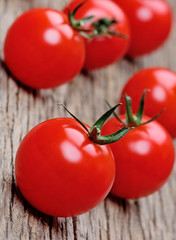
[0, 0, 176, 239]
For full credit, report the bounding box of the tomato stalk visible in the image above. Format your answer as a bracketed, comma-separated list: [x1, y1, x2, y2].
[68, 2, 127, 39]
[59, 104, 133, 145]
[68, 2, 94, 31]
[108, 90, 165, 127]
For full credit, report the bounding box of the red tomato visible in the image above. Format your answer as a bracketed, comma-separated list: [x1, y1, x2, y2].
[102, 115, 175, 199]
[4, 8, 85, 89]
[114, 0, 172, 57]
[120, 68, 176, 138]
[64, 0, 130, 70]
[15, 118, 115, 217]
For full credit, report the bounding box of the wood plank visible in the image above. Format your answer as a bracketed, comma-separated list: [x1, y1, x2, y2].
[0, 0, 176, 239]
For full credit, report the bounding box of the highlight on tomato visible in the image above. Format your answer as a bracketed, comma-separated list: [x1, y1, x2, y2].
[4, 8, 85, 89]
[15, 104, 132, 217]
[102, 91, 175, 199]
[119, 67, 176, 138]
[64, 0, 130, 70]
[113, 0, 172, 57]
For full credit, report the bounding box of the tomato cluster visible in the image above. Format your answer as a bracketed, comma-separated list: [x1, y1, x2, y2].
[3, 0, 175, 218]
[4, 0, 172, 89]
[4, 0, 130, 88]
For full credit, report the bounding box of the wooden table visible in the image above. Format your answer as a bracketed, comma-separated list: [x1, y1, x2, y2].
[0, 0, 176, 239]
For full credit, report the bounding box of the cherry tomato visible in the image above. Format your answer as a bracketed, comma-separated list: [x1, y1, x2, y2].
[120, 68, 176, 138]
[114, 0, 172, 57]
[4, 8, 85, 89]
[15, 118, 116, 217]
[102, 115, 175, 199]
[64, 0, 130, 70]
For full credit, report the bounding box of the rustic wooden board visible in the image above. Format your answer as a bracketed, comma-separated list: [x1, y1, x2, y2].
[0, 0, 176, 239]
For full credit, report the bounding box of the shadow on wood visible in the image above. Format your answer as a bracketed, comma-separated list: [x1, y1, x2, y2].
[0, 59, 40, 98]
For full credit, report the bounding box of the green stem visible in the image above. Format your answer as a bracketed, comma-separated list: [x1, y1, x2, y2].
[68, 2, 127, 39]
[106, 90, 165, 128]
[59, 103, 132, 145]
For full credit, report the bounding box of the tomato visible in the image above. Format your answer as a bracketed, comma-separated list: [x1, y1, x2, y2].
[113, 0, 172, 57]
[15, 118, 116, 217]
[64, 0, 130, 70]
[120, 68, 176, 138]
[102, 115, 175, 199]
[4, 8, 85, 89]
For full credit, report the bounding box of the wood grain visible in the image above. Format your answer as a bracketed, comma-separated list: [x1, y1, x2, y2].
[0, 0, 176, 239]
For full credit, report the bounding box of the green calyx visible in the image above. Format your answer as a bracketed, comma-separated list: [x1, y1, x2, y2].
[68, 2, 126, 39]
[68, 2, 94, 32]
[59, 104, 132, 145]
[109, 90, 165, 127]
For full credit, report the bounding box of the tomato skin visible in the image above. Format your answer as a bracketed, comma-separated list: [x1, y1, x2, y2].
[114, 0, 172, 57]
[102, 115, 175, 199]
[15, 118, 115, 217]
[120, 68, 176, 138]
[4, 8, 85, 89]
[64, 0, 130, 70]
